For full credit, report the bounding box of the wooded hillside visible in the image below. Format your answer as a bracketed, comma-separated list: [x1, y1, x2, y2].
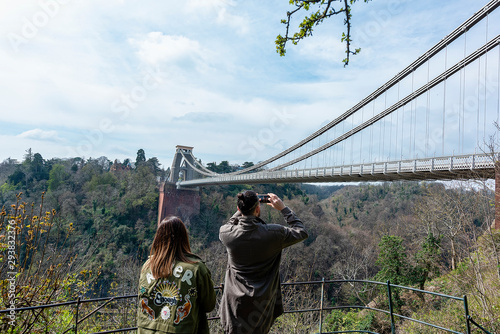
[0, 151, 499, 333]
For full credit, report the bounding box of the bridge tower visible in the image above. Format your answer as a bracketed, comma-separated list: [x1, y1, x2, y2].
[170, 145, 197, 183]
[157, 146, 200, 225]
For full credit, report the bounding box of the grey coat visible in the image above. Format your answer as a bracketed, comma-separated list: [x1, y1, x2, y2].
[219, 207, 308, 334]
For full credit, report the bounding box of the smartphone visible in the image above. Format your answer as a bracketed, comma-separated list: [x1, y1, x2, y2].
[258, 194, 270, 203]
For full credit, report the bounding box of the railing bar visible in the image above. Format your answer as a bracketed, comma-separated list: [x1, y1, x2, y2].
[321, 306, 390, 315]
[0, 300, 78, 313]
[282, 279, 386, 286]
[281, 280, 324, 286]
[392, 312, 463, 334]
[321, 331, 380, 334]
[283, 308, 321, 313]
[468, 316, 493, 334]
[77, 297, 117, 325]
[0, 294, 139, 314]
[389, 283, 464, 300]
[324, 279, 386, 285]
[207, 307, 381, 319]
[89, 327, 137, 334]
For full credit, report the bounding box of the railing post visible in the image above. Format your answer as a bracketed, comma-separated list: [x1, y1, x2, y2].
[464, 295, 471, 334]
[318, 277, 325, 334]
[387, 280, 396, 334]
[74, 295, 81, 334]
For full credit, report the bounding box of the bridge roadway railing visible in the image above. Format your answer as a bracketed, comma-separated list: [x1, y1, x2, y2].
[0, 279, 492, 334]
[178, 153, 498, 187]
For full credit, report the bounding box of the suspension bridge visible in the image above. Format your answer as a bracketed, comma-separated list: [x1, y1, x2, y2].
[159, 0, 500, 227]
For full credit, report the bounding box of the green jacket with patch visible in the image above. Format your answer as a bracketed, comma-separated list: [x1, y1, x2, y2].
[137, 254, 216, 333]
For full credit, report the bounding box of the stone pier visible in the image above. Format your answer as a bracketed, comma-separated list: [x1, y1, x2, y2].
[157, 146, 202, 225]
[157, 182, 200, 225]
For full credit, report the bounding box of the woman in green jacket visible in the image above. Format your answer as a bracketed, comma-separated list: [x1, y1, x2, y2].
[137, 216, 216, 333]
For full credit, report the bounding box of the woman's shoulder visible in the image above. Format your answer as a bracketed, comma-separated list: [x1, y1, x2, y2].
[181, 254, 211, 272]
[184, 253, 206, 267]
[140, 258, 151, 272]
[186, 253, 202, 261]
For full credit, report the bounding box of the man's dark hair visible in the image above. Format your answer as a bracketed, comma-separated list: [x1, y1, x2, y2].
[237, 190, 259, 215]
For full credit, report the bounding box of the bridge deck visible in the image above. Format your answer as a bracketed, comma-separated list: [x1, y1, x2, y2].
[178, 153, 497, 187]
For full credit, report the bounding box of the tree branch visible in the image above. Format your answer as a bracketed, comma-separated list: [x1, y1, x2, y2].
[276, 0, 367, 65]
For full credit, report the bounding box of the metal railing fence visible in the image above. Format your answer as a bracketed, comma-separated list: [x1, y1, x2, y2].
[0, 279, 492, 334]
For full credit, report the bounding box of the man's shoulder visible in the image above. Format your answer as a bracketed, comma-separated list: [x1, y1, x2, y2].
[263, 223, 287, 232]
[219, 223, 234, 233]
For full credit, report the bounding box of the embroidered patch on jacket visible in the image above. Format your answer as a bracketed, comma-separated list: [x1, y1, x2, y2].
[153, 280, 181, 307]
[160, 305, 171, 320]
[146, 273, 155, 284]
[174, 288, 197, 324]
[174, 294, 192, 324]
[188, 287, 197, 297]
[141, 298, 155, 320]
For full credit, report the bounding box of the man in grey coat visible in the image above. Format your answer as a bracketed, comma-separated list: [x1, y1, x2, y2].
[219, 190, 308, 334]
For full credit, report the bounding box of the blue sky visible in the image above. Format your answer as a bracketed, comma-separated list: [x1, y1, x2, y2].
[0, 0, 495, 170]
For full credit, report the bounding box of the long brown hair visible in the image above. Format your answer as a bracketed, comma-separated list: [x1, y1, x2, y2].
[145, 216, 196, 278]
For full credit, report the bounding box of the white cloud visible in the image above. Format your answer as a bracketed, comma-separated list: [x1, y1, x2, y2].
[297, 36, 346, 63]
[172, 111, 233, 123]
[185, 0, 249, 35]
[215, 7, 249, 35]
[17, 129, 64, 142]
[129, 33, 203, 66]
